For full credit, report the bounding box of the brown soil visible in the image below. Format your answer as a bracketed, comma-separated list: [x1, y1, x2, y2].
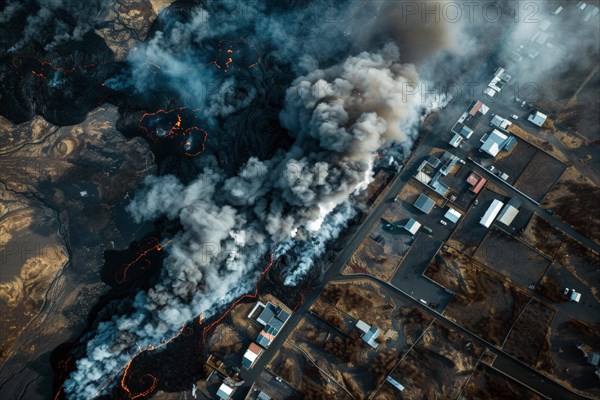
[343, 238, 403, 282]
[389, 321, 482, 400]
[520, 214, 566, 259]
[542, 167, 600, 244]
[425, 246, 531, 346]
[461, 363, 544, 400]
[502, 299, 556, 366]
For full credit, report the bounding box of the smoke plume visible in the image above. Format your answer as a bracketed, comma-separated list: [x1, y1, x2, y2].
[61, 1, 455, 398]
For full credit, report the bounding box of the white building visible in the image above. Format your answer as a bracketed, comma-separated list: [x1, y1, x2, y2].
[444, 208, 462, 224]
[496, 199, 520, 226]
[449, 133, 463, 148]
[404, 218, 421, 235]
[527, 111, 547, 127]
[356, 320, 370, 334]
[386, 376, 405, 392]
[490, 115, 512, 131]
[216, 383, 234, 400]
[480, 199, 504, 228]
[481, 130, 509, 157]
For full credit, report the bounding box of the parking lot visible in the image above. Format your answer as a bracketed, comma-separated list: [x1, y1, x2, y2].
[447, 188, 501, 256]
[390, 233, 452, 311]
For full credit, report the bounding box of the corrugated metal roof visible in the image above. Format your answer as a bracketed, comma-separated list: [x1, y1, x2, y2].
[480, 199, 504, 228]
[444, 208, 462, 223]
[414, 194, 435, 214]
[497, 204, 519, 226]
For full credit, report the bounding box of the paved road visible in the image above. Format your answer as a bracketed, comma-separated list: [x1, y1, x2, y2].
[334, 273, 591, 400]
[390, 233, 451, 309]
[236, 132, 433, 398]
[234, 15, 598, 400]
[467, 158, 600, 254]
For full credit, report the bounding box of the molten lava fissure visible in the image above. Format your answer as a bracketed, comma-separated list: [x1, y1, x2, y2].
[138, 107, 208, 157]
[209, 39, 260, 73]
[11, 55, 77, 80]
[115, 238, 173, 285]
[116, 256, 274, 399]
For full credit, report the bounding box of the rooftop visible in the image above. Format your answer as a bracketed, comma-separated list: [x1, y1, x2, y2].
[414, 194, 436, 214]
[496, 203, 519, 226]
[362, 326, 382, 348]
[386, 375, 405, 392]
[527, 110, 548, 127]
[480, 129, 509, 157]
[444, 208, 462, 224]
[480, 199, 504, 228]
[468, 100, 490, 117]
[217, 383, 234, 399]
[404, 218, 421, 235]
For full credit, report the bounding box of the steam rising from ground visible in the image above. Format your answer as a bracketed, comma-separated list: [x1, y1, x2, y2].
[64, 40, 428, 398]
[62, 1, 457, 398]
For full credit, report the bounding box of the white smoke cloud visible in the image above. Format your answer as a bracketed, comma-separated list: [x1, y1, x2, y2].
[63, 2, 445, 398]
[64, 40, 429, 398]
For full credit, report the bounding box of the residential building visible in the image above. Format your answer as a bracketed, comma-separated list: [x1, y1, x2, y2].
[404, 218, 421, 235]
[467, 172, 486, 194]
[217, 383, 234, 400]
[356, 320, 382, 348]
[444, 208, 462, 224]
[242, 343, 263, 368]
[467, 100, 490, 117]
[481, 129, 509, 157]
[449, 133, 463, 148]
[414, 194, 435, 214]
[490, 115, 512, 131]
[588, 353, 600, 367]
[527, 110, 547, 127]
[252, 302, 291, 348]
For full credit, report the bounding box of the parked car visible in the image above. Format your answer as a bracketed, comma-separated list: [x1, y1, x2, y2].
[440, 220, 448, 226]
[511, 114, 519, 119]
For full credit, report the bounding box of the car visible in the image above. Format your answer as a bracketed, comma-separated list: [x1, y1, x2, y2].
[275, 376, 283, 382]
[563, 288, 570, 295]
[419, 299, 427, 305]
[440, 220, 447, 226]
[511, 114, 519, 119]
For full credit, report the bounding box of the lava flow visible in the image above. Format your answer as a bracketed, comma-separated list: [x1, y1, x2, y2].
[209, 39, 260, 73]
[115, 238, 173, 285]
[116, 255, 274, 399]
[11, 54, 77, 80]
[182, 127, 208, 157]
[138, 107, 208, 157]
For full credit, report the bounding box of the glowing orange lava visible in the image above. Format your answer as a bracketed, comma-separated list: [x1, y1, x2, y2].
[209, 39, 260, 73]
[115, 238, 172, 285]
[12, 55, 76, 80]
[116, 256, 274, 399]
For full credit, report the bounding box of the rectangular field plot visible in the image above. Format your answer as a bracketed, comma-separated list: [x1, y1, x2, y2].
[502, 299, 556, 366]
[424, 246, 531, 346]
[514, 150, 567, 202]
[473, 229, 551, 287]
